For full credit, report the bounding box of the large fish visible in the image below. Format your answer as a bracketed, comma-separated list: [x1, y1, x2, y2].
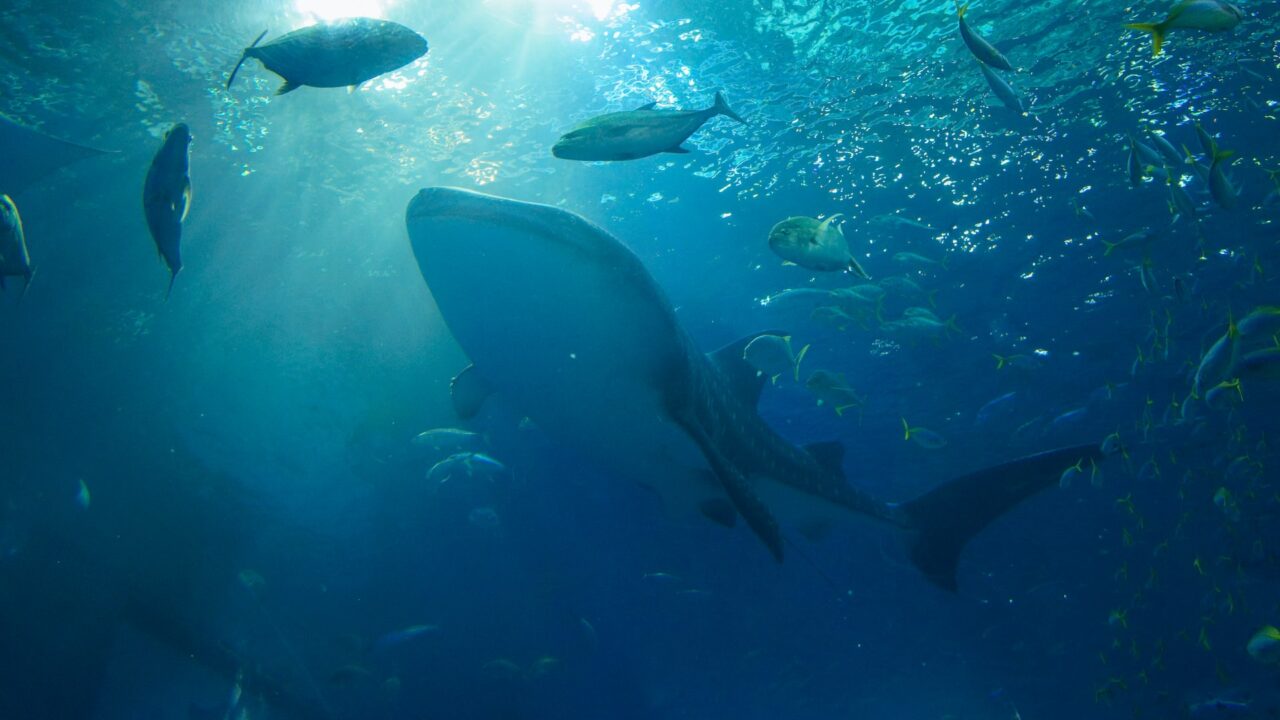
[0, 194, 34, 298]
[552, 91, 745, 162]
[0, 114, 109, 196]
[142, 123, 191, 300]
[1124, 0, 1244, 56]
[226, 18, 428, 95]
[956, 2, 1013, 72]
[406, 187, 1102, 589]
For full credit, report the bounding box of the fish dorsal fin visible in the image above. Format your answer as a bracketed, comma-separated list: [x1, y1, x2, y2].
[818, 213, 844, 233]
[803, 441, 846, 478]
[710, 331, 786, 409]
[451, 364, 493, 420]
[635, 101, 657, 111]
[276, 80, 300, 95]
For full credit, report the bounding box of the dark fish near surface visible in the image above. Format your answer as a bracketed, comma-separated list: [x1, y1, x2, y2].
[143, 123, 191, 300]
[0, 193, 34, 298]
[226, 18, 428, 95]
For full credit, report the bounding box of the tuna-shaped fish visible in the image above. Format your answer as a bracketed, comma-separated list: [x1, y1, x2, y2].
[143, 123, 191, 300]
[978, 62, 1023, 114]
[956, 2, 1014, 71]
[552, 91, 744, 161]
[0, 194, 34, 298]
[227, 18, 428, 95]
[767, 214, 869, 276]
[1125, 0, 1243, 56]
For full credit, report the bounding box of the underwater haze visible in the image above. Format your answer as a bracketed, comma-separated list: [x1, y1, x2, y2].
[2, 0, 1280, 718]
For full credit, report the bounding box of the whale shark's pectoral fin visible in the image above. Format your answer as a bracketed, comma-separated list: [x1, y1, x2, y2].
[451, 364, 493, 420]
[664, 145, 691, 154]
[674, 415, 783, 561]
[634, 101, 658, 111]
[900, 443, 1103, 591]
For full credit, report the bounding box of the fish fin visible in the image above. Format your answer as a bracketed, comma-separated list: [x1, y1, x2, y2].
[665, 145, 691, 154]
[676, 416, 782, 561]
[712, 90, 745, 125]
[164, 268, 179, 302]
[803, 441, 846, 478]
[1124, 23, 1165, 56]
[276, 80, 300, 95]
[226, 29, 268, 89]
[712, 331, 786, 409]
[698, 498, 737, 528]
[956, 2, 969, 18]
[634, 101, 657, 111]
[900, 444, 1103, 590]
[793, 343, 810, 382]
[17, 266, 35, 304]
[179, 179, 192, 223]
[451, 364, 493, 420]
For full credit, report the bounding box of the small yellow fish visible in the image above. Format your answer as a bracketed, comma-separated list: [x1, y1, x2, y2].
[1125, 0, 1244, 56]
[1247, 625, 1280, 664]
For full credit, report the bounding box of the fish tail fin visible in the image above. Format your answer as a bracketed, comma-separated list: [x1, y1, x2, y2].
[993, 353, 1006, 369]
[1213, 147, 1236, 165]
[874, 295, 885, 324]
[17, 266, 34, 305]
[1124, 22, 1165, 56]
[901, 417, 912, 441]
[712, 91, 745, 125]
[945, 314, 961, 336]
[1102, 239, 1118, 256]
[900, 444, 1103, 590]
[226, 29, 268, 90]
[956, 2, 968, 19]
[793, 343, 810, 382]
[164, 269, 179, 302]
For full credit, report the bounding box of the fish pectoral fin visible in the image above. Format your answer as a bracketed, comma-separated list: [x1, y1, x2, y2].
[451, 364, 493, 420]
[276, 80, 300, 95]
[664, 145, 691, 154]
[178, 179, 192, 223]
[676, 416, 783, 561]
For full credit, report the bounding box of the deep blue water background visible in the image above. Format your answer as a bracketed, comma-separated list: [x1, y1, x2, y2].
[2, 0, 1280, 718]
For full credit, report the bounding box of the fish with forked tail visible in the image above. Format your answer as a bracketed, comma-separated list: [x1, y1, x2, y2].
[406, 186, 1104, 589]
[552, 91, 744, 161]
[226, 18, 428, 95]
[143, 123, 191, 300]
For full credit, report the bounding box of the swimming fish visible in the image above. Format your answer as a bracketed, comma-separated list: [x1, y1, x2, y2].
[1101, 228, 1159, 257]
[893, 251, 945, 268]
[1149, 131, 1184, 166]
[976, 391, 1017, 425]
[956, 2, 1014, 71]
[426, 451, 507, 486]
[1238, 306, 1280, 338]
[412, 427, 485, 455]
[760, 287, 835, 308]
[978, 62, 1023, 113]
[1125, 0, 1244, 56]
[75, 478, 90, 510]
[1193, 318, 1239, 398]
[372, 624, 439, 652]
[1127, 136, 1147, 188]
[804, 370, 863, 416]
[142, 123, 191, 300]
[743, 333, 809, 384]
[902, 419, 948, 449]
[1208, 145, 1239, 210]
[1247, 626, 1280, 664]
[0, 194, 34, 298]
[552, 91, 744, 161]
[406, 185, 1106, 588]
[768, 214, 869, 276]
[227, 18, 428, 94]
[1195, 122, 1218, 157]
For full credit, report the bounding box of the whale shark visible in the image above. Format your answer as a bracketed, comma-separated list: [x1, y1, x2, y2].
[406, 187, 1101, 589]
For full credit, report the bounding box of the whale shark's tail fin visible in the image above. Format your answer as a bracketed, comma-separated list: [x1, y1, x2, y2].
[900, 444, 1102, 591]
[712, 91, 745, 125]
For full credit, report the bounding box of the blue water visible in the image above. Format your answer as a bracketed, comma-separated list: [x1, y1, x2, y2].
[2, 0, 1279, 718]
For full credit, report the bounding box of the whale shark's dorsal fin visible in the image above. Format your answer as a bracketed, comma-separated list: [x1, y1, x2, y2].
[451, 364, 493, 420]
[803, 441, 846, 478]
[708, 331, 787, 409]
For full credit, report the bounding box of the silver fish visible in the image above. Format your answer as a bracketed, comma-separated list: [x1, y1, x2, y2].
[0, 194, 33, 299]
